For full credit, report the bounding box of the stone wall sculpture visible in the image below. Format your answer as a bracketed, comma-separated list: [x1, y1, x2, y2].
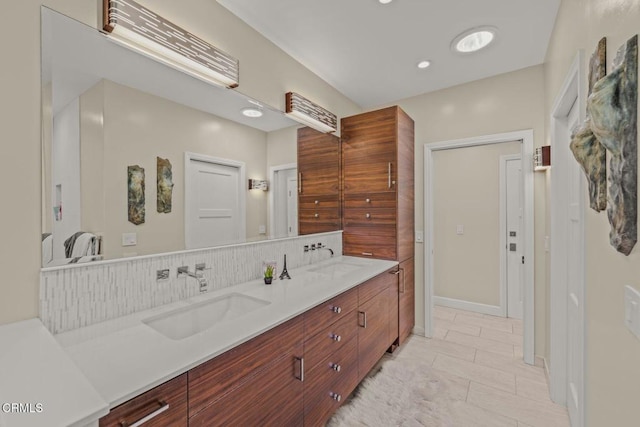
[589, 35, 638, 255]
[570, 38, 607, 212]
[157, 157, 173, 213]
[128, 165, 145, 225]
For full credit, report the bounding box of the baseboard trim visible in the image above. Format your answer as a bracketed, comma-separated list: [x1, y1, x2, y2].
[412, 326, 426, 337]
[434, 296, 503, 317]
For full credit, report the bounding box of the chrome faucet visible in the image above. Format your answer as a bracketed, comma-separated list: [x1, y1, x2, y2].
[317, 243, 334, 257]
[178, 265, 208, 292]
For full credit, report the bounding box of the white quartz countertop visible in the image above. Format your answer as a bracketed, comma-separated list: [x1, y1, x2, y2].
[0, 319, 108, 427]
[55, 256, 398, 409]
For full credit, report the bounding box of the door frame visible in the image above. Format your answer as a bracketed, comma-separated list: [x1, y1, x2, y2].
[500, 153, 523, 318]
[424, 129, 535, 365]
[184, 151, 246, 249]
[549, 51, 586, 425]
[268, 162, 297, 238]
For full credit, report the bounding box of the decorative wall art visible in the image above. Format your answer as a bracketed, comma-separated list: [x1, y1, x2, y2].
[570, 37, 607, 212]
[589, 35, 638, 255]
[128, 165, 145, 225]
[156, 157, 174, 213]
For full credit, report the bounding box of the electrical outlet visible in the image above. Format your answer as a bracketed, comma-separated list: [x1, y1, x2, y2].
[456, 225, 464, 235]
[122, 233, 137, 246]
[259, 225, 266, 234]
[624, 285, 640, 340]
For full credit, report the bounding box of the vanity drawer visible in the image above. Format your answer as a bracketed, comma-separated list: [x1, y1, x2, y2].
[99, 374, 187, 427]
[299, 208, 340, 222]
[343, 208, 396, 227]
[304, 337, 358, 427]
[344, 192, 396, 209]
[304, 310, 358, 371]
[304, 287, 358, 338]
[359, 267, 397, 304]
[343, 230, 397, 260]
[299, 195, 340, 210]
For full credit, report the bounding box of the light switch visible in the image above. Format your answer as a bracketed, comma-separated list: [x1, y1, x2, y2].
[259, 225, 266, 235]
[122, 233, 137, 246]
[456, 225, 464, 235]
[415, 231, 424, 243]
[624, 285, 640, 340]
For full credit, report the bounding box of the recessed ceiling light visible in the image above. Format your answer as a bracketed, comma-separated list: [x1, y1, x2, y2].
[452, 26, 497, 53]
[417, 60, 431, 69]
[379, 0, 393, 4]
[242, 107, 263, 118]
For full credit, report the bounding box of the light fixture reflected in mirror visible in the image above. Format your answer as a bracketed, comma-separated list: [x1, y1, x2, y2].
[102, 0, 239, 88]
[248, 179, 269, 191]
[452, 26, 497, 54]
[534, 146, 551, 171]
[285, 92, 337, 133]
[242, 107, 263, 118]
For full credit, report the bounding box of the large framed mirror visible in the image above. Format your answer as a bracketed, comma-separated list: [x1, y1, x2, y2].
[41, 7, 305, 267]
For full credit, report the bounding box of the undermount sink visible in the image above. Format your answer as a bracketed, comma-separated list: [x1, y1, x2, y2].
[307, 260, 366, 277]
[143, 293, 270, 340]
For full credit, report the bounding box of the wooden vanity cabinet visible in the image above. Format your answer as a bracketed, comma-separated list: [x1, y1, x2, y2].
[341, 106, 415, 345]
[297, 127, 341, 235]
[99, 374, 187, 427]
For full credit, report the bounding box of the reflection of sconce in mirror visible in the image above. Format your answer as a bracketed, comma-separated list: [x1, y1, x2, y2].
[285, 92, 337, 133]
[534, 146, 551, 171]
[248, 179, 269, 191]
[102, 0, 239, 88]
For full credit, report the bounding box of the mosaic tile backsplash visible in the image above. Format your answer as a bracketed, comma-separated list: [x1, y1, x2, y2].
[40, 232, 342, 334]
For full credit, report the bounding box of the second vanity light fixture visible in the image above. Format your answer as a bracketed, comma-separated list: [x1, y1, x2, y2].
[285, 92, 337, 133]
[102, 0, 239, 88]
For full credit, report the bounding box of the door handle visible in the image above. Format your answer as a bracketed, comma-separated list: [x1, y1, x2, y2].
[358, 310, 367, 328]
[294, 357, 304, 382]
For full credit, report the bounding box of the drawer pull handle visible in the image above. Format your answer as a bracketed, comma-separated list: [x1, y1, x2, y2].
[332, 306, 342, 314]
[388, 162, 392, 188]
[314, 213, 319, 218]
[358, 311, 367, 328]
[362, 252, 373, 257]
[330, 392, 342, 402]
[330, 333, 342, 342]
[365, 198, 371, 203]
[294, 357, 305, 382]
[400, 268, 406, 293]
[331, 363, 342, 372]
[365, 213, 371, 219]
[315, 200, 319, 204]
[120, 400, 169, 427]
[298, 173, 302, 193]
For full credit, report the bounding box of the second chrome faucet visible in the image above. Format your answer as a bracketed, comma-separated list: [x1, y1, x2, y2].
[178, 264, 208, 292]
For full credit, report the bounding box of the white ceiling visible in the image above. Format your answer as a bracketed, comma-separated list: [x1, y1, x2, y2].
[217, 0, 560, 108]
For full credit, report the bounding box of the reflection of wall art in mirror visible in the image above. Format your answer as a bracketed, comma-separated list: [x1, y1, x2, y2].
[128, 165, 145, 225]
[588, 35, 637, 255]
[157, 157, 174, 213]
[570, 37, 607, 212]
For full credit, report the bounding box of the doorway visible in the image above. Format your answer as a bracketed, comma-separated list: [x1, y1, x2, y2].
[269, 163, 298, 238]
[424, 130, 535, 365]
[184, 152, 246, 249]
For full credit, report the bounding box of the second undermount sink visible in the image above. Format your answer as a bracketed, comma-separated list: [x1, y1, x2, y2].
[143, 293, 270, 340]
[307, 260, 366, 277]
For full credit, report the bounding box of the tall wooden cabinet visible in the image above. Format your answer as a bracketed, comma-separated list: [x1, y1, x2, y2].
[297, 127, 341, 235]
[341, 106, 415, 345]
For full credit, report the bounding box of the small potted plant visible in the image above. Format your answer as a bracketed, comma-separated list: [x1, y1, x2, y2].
[264, 264, 274, 285]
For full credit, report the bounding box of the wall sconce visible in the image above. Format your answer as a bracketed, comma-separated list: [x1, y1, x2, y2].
[534, 146, 551, 171]
[248, 179, 269, 191]
[102, 0, 239, 88]
[285, 92, 337, 133]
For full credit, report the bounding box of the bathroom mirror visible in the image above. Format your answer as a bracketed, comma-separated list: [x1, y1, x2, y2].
[41, 7, 304, 267]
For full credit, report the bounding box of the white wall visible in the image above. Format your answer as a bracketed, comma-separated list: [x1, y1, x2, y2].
[544, 0, 640, 424]
[0, 0, 360, 325]
[382, 64, 547, 357]
[433, 141, 521, 307]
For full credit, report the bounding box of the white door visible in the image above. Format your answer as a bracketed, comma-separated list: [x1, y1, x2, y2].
[506, 156, 523, 319]
[286, 176, 298, 236]
[566, 100, 584, 426]
[185, 155, 244, 248]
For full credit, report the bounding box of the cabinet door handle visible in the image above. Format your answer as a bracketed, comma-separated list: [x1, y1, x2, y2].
[120, 400, 169, 427]
[330, 392, 342, 402]
[330, 363, 341, 372]
[314, 213, 319, 218]
[388, 162, 392, 188]
[399, 267, 406, 293]
[315, 200, 319, 205]
[365, 198, 371, 203]
[330, 333, 342, 342]
[298, 173, 302, 193]
[365, 213, 371, 219]
[332, 306, 342, 314]
[362, 252, 373, 257]
[294, 357, 304, 382]
[358, 311, 367, 328]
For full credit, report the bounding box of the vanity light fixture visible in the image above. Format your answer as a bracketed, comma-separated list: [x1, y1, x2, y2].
[379, 0, 393, 4]
[452, 26, 497, 54]
[102, 0, 239, 88]
[248, 179, 269, 191]
[285, 92, 337, 133]
[534, 146, 551, 171]
[242, 108, 263, 118]
[417, 60, 431, 69]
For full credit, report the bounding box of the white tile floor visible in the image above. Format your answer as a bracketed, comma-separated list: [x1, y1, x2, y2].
[394, 305, 570, 427]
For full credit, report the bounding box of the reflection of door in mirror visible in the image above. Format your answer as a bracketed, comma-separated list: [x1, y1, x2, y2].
[297, 127, 341, 235]
[270, 164, 298, 238]
[185, 154, 246, 249]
